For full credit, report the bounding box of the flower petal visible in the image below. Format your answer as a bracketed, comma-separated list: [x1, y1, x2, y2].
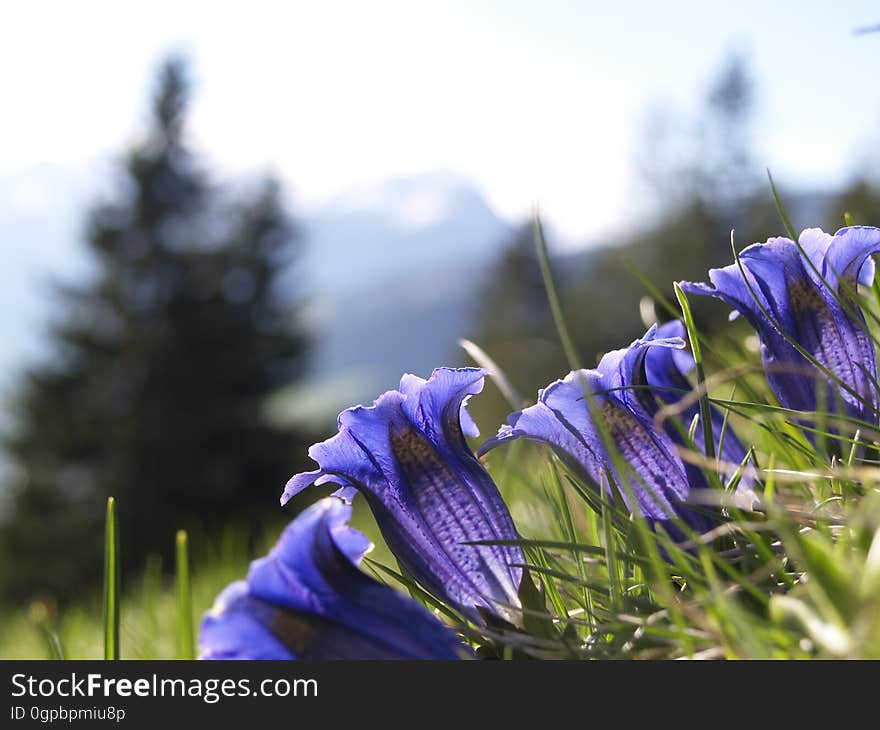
[482, 331, 702, 527]
[199, 582, 297, 660]
[200, 499, 469, 660]
[681, 227, 880, 440]
[823, 226, 880, 291]
[591, 323, 686, 414]
[281, 368, 523, 624]
[398, 367, 485, 440]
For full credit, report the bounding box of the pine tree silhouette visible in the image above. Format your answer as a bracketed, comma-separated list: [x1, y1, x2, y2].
[1, 56, 312, 601]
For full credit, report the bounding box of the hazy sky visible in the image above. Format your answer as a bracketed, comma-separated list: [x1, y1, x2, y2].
[2, 1, 880, 244]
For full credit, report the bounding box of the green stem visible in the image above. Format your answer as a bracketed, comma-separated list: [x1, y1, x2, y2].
[103, 496, 120, 660]
[767, 169, 797, 239]
[674, 283, 715, 459]
[175, 529, 195, 659]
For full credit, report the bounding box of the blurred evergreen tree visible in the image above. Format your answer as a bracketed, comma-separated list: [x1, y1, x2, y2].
[696, 52, 758, 207]
[475, 224, 554, 377]
[0, 57, 313, 602]
[469, 222, 557, 423]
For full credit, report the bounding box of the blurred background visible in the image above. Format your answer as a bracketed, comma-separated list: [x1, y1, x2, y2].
[1, 1, 879, 609]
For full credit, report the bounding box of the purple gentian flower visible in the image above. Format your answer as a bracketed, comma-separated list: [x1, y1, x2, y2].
[281, 368, 524, 625]
[679, 227, 880, 433]
[647, 320, 756, 500]
[199, 498, 469, 659]
[479, 326, 715, 536]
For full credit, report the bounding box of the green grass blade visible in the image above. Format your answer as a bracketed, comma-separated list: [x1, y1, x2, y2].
[175, 529, 195, 659]
[103, 496, 120, 660]
[674, 282, 715, 459]
[547, 458, 591, 616]
[534, 212, 582, 371]
[524, 547, 572, 622]
[600, 476, 622, 611]
[767, 169, 797, 239]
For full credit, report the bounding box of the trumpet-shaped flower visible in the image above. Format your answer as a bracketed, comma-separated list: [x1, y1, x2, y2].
[199, 498, 468, 659]
[679, 227, 880, 432]
[480, 326, 715, 536]
[282, 368, 523, 625]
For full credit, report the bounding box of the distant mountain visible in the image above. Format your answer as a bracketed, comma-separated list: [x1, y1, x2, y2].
[302, 171, 509, 293]
[272, 172, 513, 425]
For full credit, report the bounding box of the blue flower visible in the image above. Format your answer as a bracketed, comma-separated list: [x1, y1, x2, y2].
[647, 320, 756, 500]
[479, 326, 716, 536]
[282, 368, 524, 625]
[199, 498, 469, 659]
[679, 227, 880, 434]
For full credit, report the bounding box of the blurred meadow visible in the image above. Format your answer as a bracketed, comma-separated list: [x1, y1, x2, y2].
[2, 3, 880, 658]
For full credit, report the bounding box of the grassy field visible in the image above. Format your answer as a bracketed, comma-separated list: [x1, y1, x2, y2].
[4, 422, 880, 660]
